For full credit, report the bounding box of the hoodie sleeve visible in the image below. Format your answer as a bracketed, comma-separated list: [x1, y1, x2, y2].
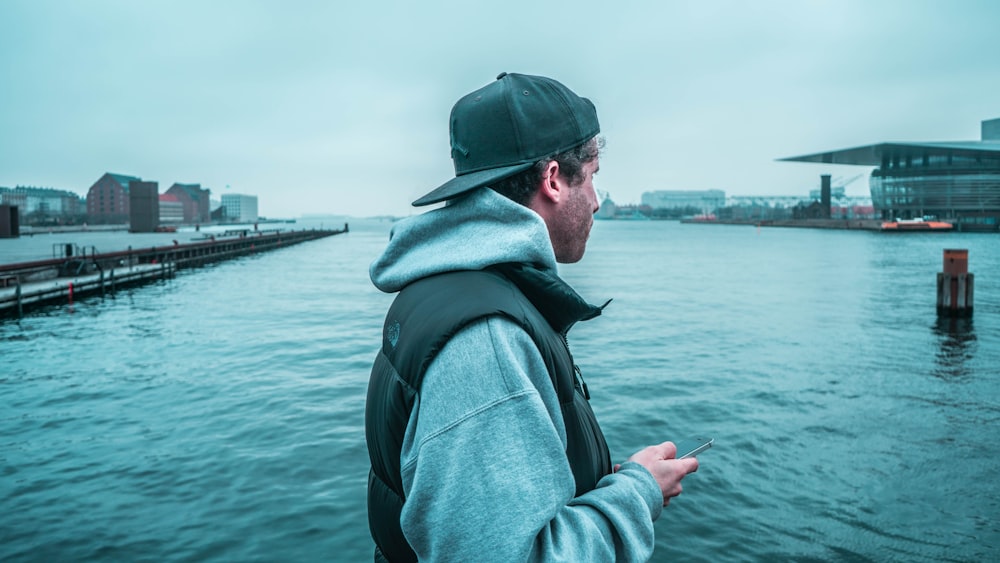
[398, 316, 663, 562]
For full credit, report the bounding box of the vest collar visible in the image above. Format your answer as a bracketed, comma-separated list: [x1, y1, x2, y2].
[492, 263, 610, 333]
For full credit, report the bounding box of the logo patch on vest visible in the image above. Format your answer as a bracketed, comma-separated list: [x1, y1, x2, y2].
[386, 320, 401, 348]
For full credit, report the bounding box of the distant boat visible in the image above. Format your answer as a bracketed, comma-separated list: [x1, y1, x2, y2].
[880, 217, 953, 232]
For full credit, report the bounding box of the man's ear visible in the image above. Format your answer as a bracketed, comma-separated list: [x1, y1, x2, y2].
[536, 160, 563, 204]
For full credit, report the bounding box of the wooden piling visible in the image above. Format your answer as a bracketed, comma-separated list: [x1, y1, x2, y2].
[937, 249, 973, 317]
[15, 281, 22, 318]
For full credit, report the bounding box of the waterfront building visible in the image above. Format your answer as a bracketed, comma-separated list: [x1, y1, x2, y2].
[1, 186, 84, 223]
[725, 194, 808, 209]
[159, 194, 184, 224]
[0, 188, 24, 212]
[641, 189, 726, 214]
[725, 193, 874, 219]
[780, 117, 1000, 231]
[716, 195, 800, 221]
[607, 184, 873, 221]
[220, 193, 258, 223]
[166, 183, 211, 225]
[86, 173, 141, 224]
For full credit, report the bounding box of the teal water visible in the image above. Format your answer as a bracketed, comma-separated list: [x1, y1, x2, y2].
[3, 220, 999, 561]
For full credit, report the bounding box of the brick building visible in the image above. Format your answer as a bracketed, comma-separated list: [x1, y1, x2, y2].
[86, 172, 141, 224]
[166, 183, 211, 225]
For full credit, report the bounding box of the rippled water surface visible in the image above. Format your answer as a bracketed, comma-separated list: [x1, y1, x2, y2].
[3, 219, 999, 561]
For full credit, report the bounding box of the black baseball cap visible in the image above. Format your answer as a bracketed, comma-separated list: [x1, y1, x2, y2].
[412, 72, 600, 207]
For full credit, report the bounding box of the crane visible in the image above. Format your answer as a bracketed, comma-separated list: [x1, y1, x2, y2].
[834, 174, 865, 189]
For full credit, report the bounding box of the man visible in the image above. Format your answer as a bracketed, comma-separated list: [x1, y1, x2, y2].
[366, 72, 700, 561]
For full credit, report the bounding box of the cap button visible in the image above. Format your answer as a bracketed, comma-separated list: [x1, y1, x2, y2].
[496, 72, 508, 80]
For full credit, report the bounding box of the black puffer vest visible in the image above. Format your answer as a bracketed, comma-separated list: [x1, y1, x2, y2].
[365, 263, 612, 562]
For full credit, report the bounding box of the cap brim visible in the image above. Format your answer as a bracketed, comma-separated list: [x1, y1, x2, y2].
[412, 162, 534, 206]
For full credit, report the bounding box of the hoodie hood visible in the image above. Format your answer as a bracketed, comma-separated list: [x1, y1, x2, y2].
[370, 188, 558, 293]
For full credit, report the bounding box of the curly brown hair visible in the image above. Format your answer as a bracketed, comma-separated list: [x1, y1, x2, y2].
[489, 136, 604, 206]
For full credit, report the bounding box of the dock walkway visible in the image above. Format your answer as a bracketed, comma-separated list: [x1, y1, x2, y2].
[0, 226, 347, 318]
[0, 262, 175, 317]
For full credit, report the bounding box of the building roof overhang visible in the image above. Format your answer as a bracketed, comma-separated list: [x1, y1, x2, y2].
[779, 141, 1000, 166]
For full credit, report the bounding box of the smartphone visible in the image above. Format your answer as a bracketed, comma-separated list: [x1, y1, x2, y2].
[674, 437, 713, 459]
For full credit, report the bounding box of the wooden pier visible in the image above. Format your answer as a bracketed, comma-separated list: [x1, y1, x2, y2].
[0, 226, 347, 318]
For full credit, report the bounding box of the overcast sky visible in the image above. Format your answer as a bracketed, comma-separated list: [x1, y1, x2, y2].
[2, 0, 999, 218]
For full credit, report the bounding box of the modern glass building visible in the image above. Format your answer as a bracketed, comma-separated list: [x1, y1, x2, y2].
[221, 193, 259, 223]
[780, 118, 1000, 231]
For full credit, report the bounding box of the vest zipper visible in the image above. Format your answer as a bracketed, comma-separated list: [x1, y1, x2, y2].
[561, 332, 590, 400]
[574, 365, 591, 400]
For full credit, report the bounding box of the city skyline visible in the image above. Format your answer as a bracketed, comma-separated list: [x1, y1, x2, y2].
[2, 0, 999, 218]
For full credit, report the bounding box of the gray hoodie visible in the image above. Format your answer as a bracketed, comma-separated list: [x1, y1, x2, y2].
[370, 188, 662, 561]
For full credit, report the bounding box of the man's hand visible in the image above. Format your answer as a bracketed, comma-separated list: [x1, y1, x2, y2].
[626, 441, 700, 506]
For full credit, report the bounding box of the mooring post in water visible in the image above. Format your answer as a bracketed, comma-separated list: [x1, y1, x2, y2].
[15, 280, 22, 318]
[68, 281, 74, 306]
[937, 249, 974, 317]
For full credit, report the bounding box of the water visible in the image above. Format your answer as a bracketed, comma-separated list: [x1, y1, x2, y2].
[2, 219, 998, 561]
